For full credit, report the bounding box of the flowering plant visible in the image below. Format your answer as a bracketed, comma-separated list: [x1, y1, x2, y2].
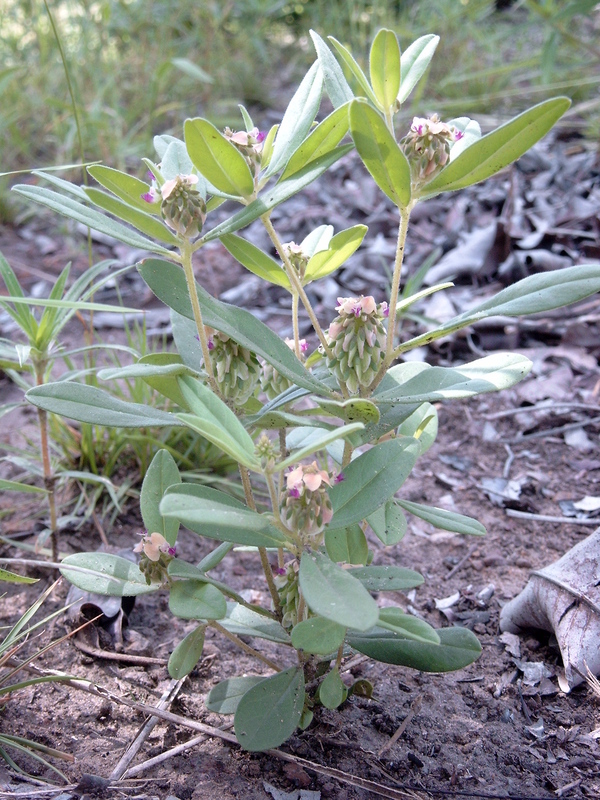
[14, 29, 600, 752]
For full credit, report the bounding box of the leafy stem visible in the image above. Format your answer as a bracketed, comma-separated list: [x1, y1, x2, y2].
[261, 214, 333, 359]
[291, 292, 301, 358]
[240, 464, 283, 618]
[369, 203, 413, 392]
[180, 239, 218, 394]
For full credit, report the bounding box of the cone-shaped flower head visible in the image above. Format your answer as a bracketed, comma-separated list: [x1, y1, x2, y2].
[160, 174, 206, 239]
[326, 295, 388, 395]
[400, 114, 460, 188]
[279, 461, 333, 542]
[207, 329, 261, 406]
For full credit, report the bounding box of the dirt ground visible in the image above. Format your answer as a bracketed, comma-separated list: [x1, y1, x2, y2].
[2, 361, 600, 800]
[1, 138, 600, 799]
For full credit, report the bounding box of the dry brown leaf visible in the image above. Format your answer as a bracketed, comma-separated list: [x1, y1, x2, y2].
[499, 528, 600, 691]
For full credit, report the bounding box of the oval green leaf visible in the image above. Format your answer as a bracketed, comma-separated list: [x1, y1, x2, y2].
[348, 626, 482, 672]
[370, 29, 401, 111]
[263, 61, 323, 178]
[325, 525, 369, 566]
[422, 97, 571, 197]
[206, 676, 266, 714]
[319, 669, 346, 710]
[160, 484, 291, 549]
[304, 225, 368, 283]
[184, 117, 255, 198]
[169, 579, 227, 620]
[377, 607, 440, 644]
[26, 382, 181, 428]
[299, 551, 378, 631]
[140, 449, 181, 546]
[349, 99, 411, 208]
[397, 34, 439, 104]
[168, 624, 206, 679]
[220, 234, 290, 288]
[291, 616, 346, 655]
[84, 187, 178, 245]
[280, 103, 351, 181]
[396, 499, 486, 536]
[348, 565, 423, 592]
[234, 667, 305, 751]
[329, 438, 420, 529]
[59, 553, 158, 597]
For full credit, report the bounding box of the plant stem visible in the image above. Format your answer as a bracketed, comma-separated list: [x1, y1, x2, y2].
[180, 239, 218, 394]
[240, 464, 283, 618]
[386, 205, 412, 363]
[34, 364, 58, 562]
[291, 292, 301, 358]
[335, 644, 344, 671]
[342, 440, 353, 469]
[210, 622, 283, 672]
[370, 203, 412, 392]
[261, 214, 333, 359]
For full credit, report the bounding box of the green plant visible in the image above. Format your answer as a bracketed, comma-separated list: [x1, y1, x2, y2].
[13, 29, 600, 752]
[0, 254, 143, 556]
[0, 576, 74, 782]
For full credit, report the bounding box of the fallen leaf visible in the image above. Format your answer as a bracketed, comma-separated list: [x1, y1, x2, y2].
[499, 529, 600, 690]
[573, 496, 600, 512]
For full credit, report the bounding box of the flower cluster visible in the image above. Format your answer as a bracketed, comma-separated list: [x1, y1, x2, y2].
[326, 295, 388, 394]
[282, 241, 310, 281]
[279, 462, 333, 542]
[224, 126, 266, 178]
[157, 173, 206, 238]
[255, 433, 278, 471]
[262, 338, 308, 400]
[400, 114, 462, 187]
[134, 531, 176, 586]
[207, 329, 261, 406]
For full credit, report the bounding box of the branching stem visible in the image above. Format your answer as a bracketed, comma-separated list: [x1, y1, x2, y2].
[261, 215, 333, 358]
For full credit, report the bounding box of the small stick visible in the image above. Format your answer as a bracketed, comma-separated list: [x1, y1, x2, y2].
[500, 414, 600, 444]
[72, 637, 167, 666]
[122, 733, 206, 777]
[485, 401, 600, 420]
[505, 509, 599, 526]
[110, 678, 185, 780]
[377, 695, 422, 757]
[444, 544, 478, 581]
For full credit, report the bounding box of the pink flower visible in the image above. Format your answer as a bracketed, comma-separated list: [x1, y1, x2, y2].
[134, 531, 174, 561]
[141, 188, 157, 203]
[160, 174, 199, 201]
[286, 462, 332, 496]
